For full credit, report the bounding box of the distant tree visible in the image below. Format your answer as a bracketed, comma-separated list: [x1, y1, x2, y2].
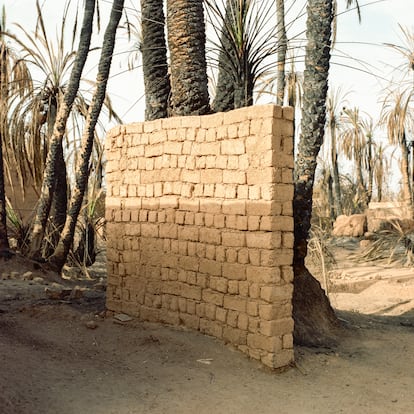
[373, 143, 390, 202]
[326, 88, 348, 216]
[340, 107, 368, 210]
[361, 115, 375, 204]
[380, 89, 414, 212]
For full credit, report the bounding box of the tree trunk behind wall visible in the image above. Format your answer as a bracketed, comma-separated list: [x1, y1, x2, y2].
[167, 0, 210, 116]
[293, 0, 340, 347]
[212, 0, 235, 113]
[276, 0, 287, 106]
[141, 0, 170, 120]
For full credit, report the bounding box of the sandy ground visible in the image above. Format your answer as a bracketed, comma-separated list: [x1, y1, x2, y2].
[1, 240, 414, 414]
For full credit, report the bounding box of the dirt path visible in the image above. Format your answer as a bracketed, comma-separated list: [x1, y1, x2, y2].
[1, 242, 414, 414]
[1, 303, 414, 414]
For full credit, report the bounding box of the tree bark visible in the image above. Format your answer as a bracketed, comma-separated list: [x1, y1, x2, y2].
[29, 0, 96, 259]
[330, 122, 342, 216]
[0, 130, 8, 251]
[293, 0, 340, 346]
[167, 0, 210, 116]
[140, 0, 170, 120]
[366, 136, 373, 204]
[0, 41, 9, 251]
[211, 0, 235, 113]
[400, 135, 412, 209]
[49, 0, 125, 272]
[276, 0, 287, 106]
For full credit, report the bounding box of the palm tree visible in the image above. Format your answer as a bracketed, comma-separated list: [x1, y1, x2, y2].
[29, 0, 96, 259]
[0, 7, 32, 252]
[0, 131, 7, 251]
[49, 0, 125, 272]
[276, 0, 287, 106]
[360, 115, 376, 204]
[211, 0, 235, 112]
[140, 0, 170, 120]
[167, 0, 210, 115]
[380, 89, 414, 211]
[293, 0, 339, 347]
[326, 87, 349, 216]
[340, 107, 368, 210]
[206, 0, 278, 109]
[373, 143, 390, 202]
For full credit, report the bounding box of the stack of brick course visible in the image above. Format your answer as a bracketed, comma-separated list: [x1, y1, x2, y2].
[105, 104, 295, 369]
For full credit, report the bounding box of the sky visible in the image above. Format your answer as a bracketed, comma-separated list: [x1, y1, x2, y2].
[1, 0, 413, 125]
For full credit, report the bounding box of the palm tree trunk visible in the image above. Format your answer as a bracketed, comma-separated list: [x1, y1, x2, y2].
[43, 101, 67, 258]
[141, 0, 170, 120]
[49, 0, 125, 272]
[276, 0, 287, 106]
[366, 137, 373, 204]
[233, 72, 254, 108]
[212, 0, 235, 113]
[29, 0, 96, 260]
[293, 0, 339, 346]
[401, 137, 412, 208]
[330, 124, 342, 216]
[355, 158, 366, 209]
[0, 130, 8, 251]
[167, 0, 210, 116]
[0, 42, 9, 251]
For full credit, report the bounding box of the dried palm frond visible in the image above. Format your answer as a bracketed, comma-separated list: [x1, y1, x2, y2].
[355, 219, 414, 266]
[307, 224, 336, 296]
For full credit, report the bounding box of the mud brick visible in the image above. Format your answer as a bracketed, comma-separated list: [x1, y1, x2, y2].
[216, 307, 227, 323]
[260, 318, 294, 337]
[216, 278, 228, 293]
[238, 281, 249, 297]
[223, 295, 246, 312]
[222, 263, 246, 280]
[223, 326, 247, 345]
[202, 289, 224, 306]
[179, 313, 200, 330]
[225, 248, 238, 263]
[228, 280, 239, 295]
[222, 200, 246, 215]
[199, 228, 221, 245]
[205, 303, 216, 320]
[199, 319, 223, 338]
[261, 349, 294, 369]
[260, 284, 293, 303]
[260, 249, 293, 266]
[199, 259, 221, 276]
[246, 266, 281, 284]
[237, 313, 249, 331]
[283, 333, 294, 349]
[247, 333, 282, 353]
[259, 302, 292, 321]
[247, 301, 259, 317]
[222, 231, 245, 247]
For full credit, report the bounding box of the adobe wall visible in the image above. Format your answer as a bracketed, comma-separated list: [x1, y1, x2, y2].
[105, 105, 295, 369]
